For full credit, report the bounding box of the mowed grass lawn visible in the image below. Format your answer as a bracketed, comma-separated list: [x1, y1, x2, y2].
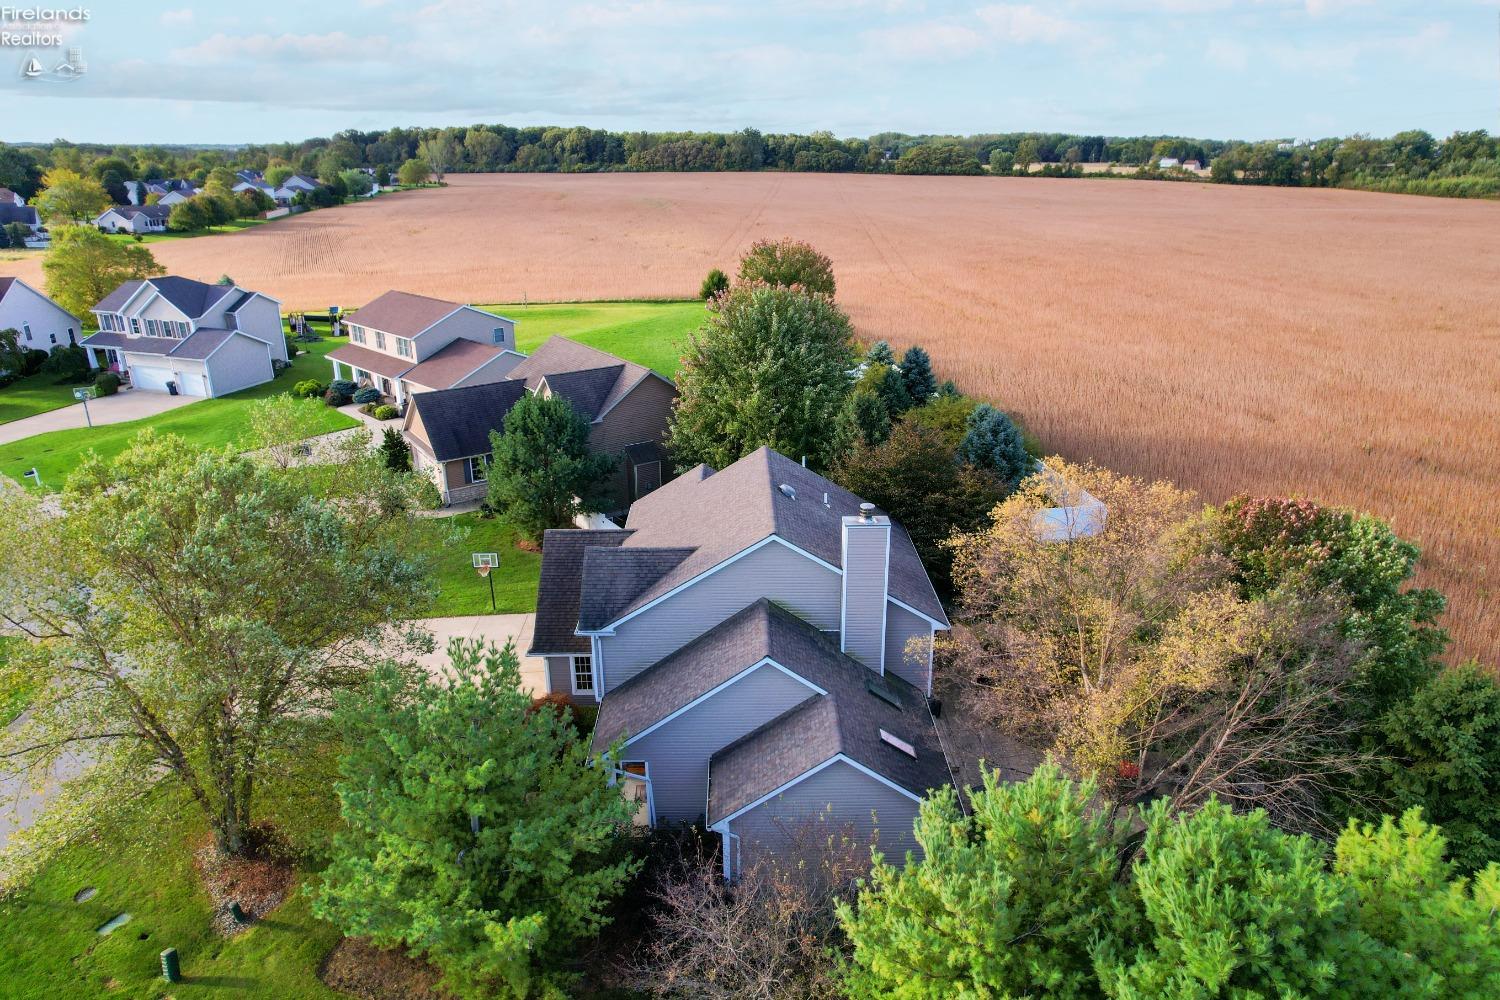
[416, 512, 542, 618]
[0, 795, 343, 1000]
[491, 299, 704, 377]
[0, 337, 356, 490]
[0, 370, 81, 426]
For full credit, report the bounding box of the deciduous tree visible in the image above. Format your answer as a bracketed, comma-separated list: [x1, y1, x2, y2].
[486, 392, 617, 542]
[397, 157, 431, 185]
[0, 433, 431, 870]
[668, 282, 856, 471]
[41, 224, 164, 322]
[736, 237, 836, 296]
[34, 167, 110, 223]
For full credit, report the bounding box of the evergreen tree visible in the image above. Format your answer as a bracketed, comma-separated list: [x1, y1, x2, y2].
[313, 640, 638, 999]
[899, 345, 937, 405]
[667, 282, 856, 471]
[379, 427, 412, 472]
[865, 340, 896, 366]
[699, 267, 729, 300]
[839, 763, 1121, 999]
[486, 393, 617, 542]
[873, 364, 913, 418]
[841, 388, 891, 449]
[957, 403, 1031, 488]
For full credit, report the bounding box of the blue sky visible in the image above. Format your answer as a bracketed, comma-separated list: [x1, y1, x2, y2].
[2, 1, 1497, 144]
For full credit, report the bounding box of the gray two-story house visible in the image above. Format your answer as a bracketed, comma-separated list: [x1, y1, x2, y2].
[530, 447, 953, 876]
[82, 276, 287, 397]
[327, 290, 524, 407]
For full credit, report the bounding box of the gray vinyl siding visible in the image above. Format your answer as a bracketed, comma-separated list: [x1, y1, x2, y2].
[597, 541, 841, 692]
[0, 282, 77, 348]
[137, 295, 190, 328]
[417, 308, 515, 360]
[546, 655, 597, 704]
[206, 335, 274, 395]
[884, 601, 934, 693]
[840, 519, 890, 673]
[725, 758, 923, 866]
[230, 295, 289, 361]
[626, 665, 816, 823]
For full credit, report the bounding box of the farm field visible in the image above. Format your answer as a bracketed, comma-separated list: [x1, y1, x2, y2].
[1, 173, 1495, 660]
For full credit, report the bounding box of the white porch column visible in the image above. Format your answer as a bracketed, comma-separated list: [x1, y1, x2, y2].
[330, 359, 343, 382]
[85, 346, 101, 370]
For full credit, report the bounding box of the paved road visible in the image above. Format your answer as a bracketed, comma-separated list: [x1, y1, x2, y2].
[0, 614, 545, 848]
[0, 388, 197, 446]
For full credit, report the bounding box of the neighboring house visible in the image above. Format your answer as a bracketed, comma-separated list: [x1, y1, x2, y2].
[234, 174, 319, 205]
[81, 276, 288, 397]
[234, 169, 263, 186]
[1183, 159, 1203, 172]
[280, 174, 318, 193]
[126, 179, 197, 206]
[505, 336, 678, 506]
[327, 290, 523, 407]
[94, 205, 170, 234]
[156, 189, 194, 207]
[0, 203, 42, 232]
[1158, 157, 1181, 169]
[401, 338, 678, 507]
[0, 277, 80, 354]
[530, 447, 953, 877]
[0, 188, 25, 206]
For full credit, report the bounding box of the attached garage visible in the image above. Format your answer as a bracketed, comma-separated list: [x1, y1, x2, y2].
[176, 370, 209, 397]
[128, 364, 176, 394]
[86, 327, 276, 399]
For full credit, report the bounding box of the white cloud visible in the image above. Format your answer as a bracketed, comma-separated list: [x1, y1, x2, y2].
[160, 9, 193, 27]
[975, 4, 1081, 44]
[862, 20, 987, 60]
[173, 32, 394, 66]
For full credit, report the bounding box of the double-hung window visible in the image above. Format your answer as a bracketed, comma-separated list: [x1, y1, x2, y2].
[396, 337, 413, 359]
[374, 330, 386, 351]
[572, 655, 594, 694]
[463, 454, 490, 484]
[351, 326, 366, 345]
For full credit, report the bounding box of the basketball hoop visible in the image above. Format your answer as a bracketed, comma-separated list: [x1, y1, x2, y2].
[472, 552, 500, 610]
[477, 564, 491, 578]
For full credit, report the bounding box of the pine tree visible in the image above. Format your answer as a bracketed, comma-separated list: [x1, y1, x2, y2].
[900, 345, 938, 405]
[957, 403, 1031, 488]
[379, 426, 411, 472]
[874, 363, 913, 418]
[313, 640, 638, 998]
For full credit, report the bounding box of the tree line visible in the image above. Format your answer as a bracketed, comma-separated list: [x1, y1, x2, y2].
[4, 125, 1496, 198]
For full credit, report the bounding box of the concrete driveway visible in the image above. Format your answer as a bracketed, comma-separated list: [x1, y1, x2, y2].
[411, 614, 548, 695]
[0, 388, 198, 446]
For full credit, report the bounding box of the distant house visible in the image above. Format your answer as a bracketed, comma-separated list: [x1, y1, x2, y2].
[0, 277, 80, 355]
[126, 179, 197, 206]
[82, 276, 287, 397]
[95, 204, 171, 234]
[156, 189, 194, 207]
[1182, 159, 1203, 172]
[1158, 157, 1181, 169]
[234, 173, 320, 205]
[0, 203, 42, 232]
[0, 188, 25, 206]
[402, 338, 678, 507]
[531, 447, 953, 877]
[327, 290, 524, 407]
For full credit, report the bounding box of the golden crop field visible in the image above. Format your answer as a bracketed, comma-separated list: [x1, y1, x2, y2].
[4, 173, 1496, 661]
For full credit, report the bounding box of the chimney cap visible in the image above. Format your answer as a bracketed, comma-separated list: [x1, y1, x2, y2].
[859, 502, 876, 520]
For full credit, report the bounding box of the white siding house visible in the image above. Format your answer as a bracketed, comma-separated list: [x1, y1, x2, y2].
[0, 277, 81, 356]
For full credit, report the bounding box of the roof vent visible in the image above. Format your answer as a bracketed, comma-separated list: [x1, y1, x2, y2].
[880, 729, 916, 758]
[859, 502, 876, 521]
[779, 483, 797, 500]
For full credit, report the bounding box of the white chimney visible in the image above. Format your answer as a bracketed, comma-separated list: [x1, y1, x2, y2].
[841, 502, 890, 672]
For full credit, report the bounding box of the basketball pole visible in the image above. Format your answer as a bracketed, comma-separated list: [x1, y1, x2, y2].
[488, 568, 496, 612]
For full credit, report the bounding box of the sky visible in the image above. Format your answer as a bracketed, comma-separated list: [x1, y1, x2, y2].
[1, 1, 1497, 145]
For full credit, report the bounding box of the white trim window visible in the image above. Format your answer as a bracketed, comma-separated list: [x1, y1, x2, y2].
[351, 325, 366, 345]
[462, 454, 490, 485]
[129, 317, 141, 335]
[21, 323, 31, 342]
[571, 654, 594, 694]
[374, 329, 386, 351]
[396, 337, 414, 358]
[492, 327, 507, 345]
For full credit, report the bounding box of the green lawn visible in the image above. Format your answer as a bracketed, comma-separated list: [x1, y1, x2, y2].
[417, 512, 542, 618]
[0, 795, 343, 1000]
[104, 217, 273, 245]
[0, 370, 82, 426]
[488, 299, 705, 377]
[0, 337, 356, 491]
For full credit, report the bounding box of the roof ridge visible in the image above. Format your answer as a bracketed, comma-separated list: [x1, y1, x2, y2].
[709, 694, 832, 764]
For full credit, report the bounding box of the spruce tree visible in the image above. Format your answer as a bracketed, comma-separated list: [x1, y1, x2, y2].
[865, 339, 896, 366]
[957, 403, 1031, 489]
[900, 345, 938, 405]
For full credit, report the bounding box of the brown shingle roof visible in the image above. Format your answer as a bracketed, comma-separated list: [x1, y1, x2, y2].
[349, 290, 471, 338]
[507, 337, 663, 419]
[528, 529, 633, 655]
[326, 343, 415, 380]
[402, 339, 513, 391]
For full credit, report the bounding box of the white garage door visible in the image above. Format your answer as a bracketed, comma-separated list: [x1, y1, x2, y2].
[130, 366, 174, 393]
[177, 371, 208, 397]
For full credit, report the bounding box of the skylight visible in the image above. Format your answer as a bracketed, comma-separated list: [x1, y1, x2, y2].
[865, 674, 903, 710]
[880, 729, 916, 758]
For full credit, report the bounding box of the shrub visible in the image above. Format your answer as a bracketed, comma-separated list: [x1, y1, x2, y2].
[292, 379, 325, 399]
[359, 403, 376, 415]
[373, 404, 399, 421]
[324, 387, 351, 407]
[699, 267, 729, 300]
[21, 348, 48, 376]
[92, 371, 120, 396]
[413, 476, 442, 510]
[352, 386, 382, 405]
[40, 345, 90, 381]
[330, 378, 358, 397]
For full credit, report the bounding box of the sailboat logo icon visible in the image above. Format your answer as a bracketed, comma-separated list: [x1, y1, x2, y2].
[22, 57, 43, 79]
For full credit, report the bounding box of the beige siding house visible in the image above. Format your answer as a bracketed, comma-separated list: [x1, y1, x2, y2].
[327, 290, 523, 407]
[529, 448, 952, 878]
